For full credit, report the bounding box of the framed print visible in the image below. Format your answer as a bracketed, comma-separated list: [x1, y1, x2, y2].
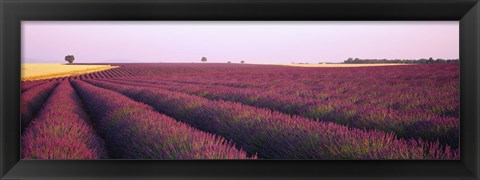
[1, 0, 479, 179]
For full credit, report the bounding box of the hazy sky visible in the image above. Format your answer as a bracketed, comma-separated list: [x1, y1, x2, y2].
[22, 21, 459, 64]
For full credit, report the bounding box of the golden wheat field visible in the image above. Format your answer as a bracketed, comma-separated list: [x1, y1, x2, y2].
[22, 63, 118, 81]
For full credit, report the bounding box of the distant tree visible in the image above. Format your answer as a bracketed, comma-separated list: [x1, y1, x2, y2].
[427, 57, 435, 64]
[343, 57, 459, 64]
[227, 61, 231, 63]
[65, 55, 75, 64]
[345, 58, 353, 63]
[436, 59, 446, 63]
[240, 60, 245, 64]
[201, 57, 207, 63]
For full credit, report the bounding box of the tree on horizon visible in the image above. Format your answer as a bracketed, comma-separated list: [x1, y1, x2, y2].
[65, 55, 75, 64]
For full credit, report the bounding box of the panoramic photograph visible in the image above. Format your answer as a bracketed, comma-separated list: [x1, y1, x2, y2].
[20, 21, 459, 160]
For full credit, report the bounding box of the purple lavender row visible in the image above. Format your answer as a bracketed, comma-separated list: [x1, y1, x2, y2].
[108, 76, 458, 120]
[107, 64, 458, 120]
[72, 80, 254, 159]
[123, 64, 459, 119]
[46, 63, 270, 81]
[21, 81, 59, 129]
[22, 81, 108, 159]
[141, 64, 458, 117]
[21, 80, 49, 93]
[87, 79, 458, 160]
[158, 76, 458, 119]
[102, 78, 459, 148]
[150, 64, 458, 93]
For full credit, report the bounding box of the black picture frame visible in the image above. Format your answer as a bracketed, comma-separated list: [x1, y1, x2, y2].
[1, 0, 479, 179]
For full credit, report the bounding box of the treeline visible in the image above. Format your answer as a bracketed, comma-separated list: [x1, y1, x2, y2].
[344, 58, 459, 64]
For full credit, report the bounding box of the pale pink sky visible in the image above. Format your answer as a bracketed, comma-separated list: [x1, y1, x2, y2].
[22, 21, 459, 64]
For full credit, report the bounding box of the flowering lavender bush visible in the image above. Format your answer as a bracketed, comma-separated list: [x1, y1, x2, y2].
[101, 73, 459, 148]
[21, 81, 59, 129]
[20, 63, 460, 159]
[21, 80, 48, 92]
[86, 79, 458, 160]
[72, 80, 254, 159]
[22, 81, 107, 159]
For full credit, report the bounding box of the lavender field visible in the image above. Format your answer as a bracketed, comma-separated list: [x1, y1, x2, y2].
[20, 63, 460, 160]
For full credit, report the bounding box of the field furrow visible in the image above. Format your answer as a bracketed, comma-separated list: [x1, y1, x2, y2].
[110, 65, 458, 118]
[22, 81, 108, 159]
[21, 80, 49, 93]
[102, 78, 459, 148]
[72, 80, 253, 159]
[86, 79, 458, 160]
[21, 81, 59, 129]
